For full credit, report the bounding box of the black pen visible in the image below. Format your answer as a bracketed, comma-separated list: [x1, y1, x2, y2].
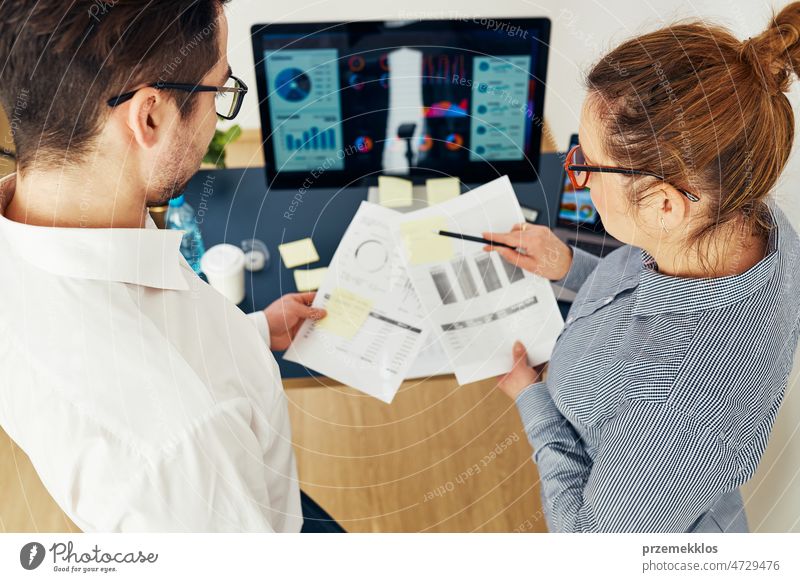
[437, 230, 522, 252]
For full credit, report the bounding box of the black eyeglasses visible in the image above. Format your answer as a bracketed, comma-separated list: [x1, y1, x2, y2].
[107, 74, 248, 120]
[565, 144, 700, 202]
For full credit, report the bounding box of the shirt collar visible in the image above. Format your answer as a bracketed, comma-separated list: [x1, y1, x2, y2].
[633, 201, 781, 317]
[0, 173, 189, 290]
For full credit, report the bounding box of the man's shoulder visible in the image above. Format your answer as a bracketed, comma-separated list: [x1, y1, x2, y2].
[0, 319, 251, 462]
[4, 375, 255, 466]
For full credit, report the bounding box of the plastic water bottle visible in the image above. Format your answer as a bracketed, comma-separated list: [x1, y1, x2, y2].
[166, 194, 206, 274]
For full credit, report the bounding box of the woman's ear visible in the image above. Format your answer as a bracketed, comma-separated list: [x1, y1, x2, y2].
[657, 184, 692, 231]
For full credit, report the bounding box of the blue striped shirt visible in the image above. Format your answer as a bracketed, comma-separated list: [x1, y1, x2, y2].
[516, 200, 800, 532]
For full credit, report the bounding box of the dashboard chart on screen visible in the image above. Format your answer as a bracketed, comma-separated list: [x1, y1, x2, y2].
[251, 19, 551, 188]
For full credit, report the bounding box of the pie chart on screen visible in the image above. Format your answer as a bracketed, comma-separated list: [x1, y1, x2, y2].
[275, 67, 312, 102]
[445, 133, 464, 151]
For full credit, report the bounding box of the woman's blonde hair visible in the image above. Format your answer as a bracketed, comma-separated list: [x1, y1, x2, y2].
[586, 3, 800, 258]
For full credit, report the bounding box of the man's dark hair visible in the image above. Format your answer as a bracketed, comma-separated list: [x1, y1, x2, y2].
[0, 0, 230, 170]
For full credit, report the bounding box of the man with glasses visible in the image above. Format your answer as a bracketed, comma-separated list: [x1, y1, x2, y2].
[107, 71, 249, 120]
[0, 1, 341, 532]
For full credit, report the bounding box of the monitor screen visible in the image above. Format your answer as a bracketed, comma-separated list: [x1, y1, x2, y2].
[558, 134, 603, 231]
[251, 19, 550, 188]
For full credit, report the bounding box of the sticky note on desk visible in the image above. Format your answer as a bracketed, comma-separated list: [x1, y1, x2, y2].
[400, 215, 454, 265]
[317, 288, 373, 339]
[279, 238, 319, 269]
[426, 177, 460, 205]
[294, 267, 328, 292]
[378, 176, 413, 208]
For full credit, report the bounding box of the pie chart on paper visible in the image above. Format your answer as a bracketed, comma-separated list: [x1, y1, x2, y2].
[355, 240, 388, 273]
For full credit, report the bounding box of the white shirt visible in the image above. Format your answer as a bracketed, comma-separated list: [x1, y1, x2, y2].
[0, 174, 301, 532]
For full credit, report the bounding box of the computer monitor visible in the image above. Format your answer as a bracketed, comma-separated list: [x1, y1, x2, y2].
[251, 18, 551, 189]
[557, 133, 606, 234]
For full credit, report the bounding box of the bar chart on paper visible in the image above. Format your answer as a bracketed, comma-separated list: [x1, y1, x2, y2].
[395, 175, 565, 385]
[430, 252, 527, 305]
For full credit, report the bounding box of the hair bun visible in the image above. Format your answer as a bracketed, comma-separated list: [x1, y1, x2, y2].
[739, 2, 800, 95]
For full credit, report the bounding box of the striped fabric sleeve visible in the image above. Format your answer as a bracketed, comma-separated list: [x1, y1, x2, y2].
[551, 245, 602, 293]
[515, 385, 740, 532]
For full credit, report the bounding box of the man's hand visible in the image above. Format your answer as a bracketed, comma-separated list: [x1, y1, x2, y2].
[262, 292, 326, 351]
[497, 341, 543, 400]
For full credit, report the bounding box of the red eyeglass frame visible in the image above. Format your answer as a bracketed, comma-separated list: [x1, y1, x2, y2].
[564, 144, 700, 202]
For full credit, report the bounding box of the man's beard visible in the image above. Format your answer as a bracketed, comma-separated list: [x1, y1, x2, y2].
[146, 172, 194, 207]
[145, 137, 205, 207]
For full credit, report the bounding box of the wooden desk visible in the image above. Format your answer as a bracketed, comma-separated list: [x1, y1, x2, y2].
[286, 375, 547, 532]
[0, 429, 80, 533]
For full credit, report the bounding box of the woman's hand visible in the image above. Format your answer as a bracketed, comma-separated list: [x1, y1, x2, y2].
[497, 341, 544, 400]
[483, 222, 573, 280]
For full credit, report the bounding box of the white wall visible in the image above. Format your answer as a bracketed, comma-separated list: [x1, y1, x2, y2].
[223, 0, 800, 531]
[224, 0, 792, 150]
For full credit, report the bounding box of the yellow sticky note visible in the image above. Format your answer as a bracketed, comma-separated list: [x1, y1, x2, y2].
[317, 288, 373, 339]
[378, 176, 413, 208]
[400, 216, 454, 265]
[426, 177, 460, 205]
[294, 267, 328, 292]
[279, 238, 319, 269]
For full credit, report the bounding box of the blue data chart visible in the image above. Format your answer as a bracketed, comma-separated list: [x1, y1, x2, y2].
[285, 127, 337, 151]
[265, 49, 345, 172]
[469, 55, 531, 162]
[274, 68, 312, 102]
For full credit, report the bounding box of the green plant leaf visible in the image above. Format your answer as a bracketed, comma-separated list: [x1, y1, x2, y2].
[222, 125, 242, 143]
[203, 125, 240, 169]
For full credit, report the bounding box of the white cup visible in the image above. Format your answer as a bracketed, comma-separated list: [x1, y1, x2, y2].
[201, 244, 246, 305]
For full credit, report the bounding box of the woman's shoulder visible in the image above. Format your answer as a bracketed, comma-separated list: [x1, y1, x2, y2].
[770, 199, 800, 271]
[758, 200, 800, 323]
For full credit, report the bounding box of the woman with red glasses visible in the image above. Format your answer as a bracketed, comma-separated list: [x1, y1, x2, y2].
[482, 3, 800, 532]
